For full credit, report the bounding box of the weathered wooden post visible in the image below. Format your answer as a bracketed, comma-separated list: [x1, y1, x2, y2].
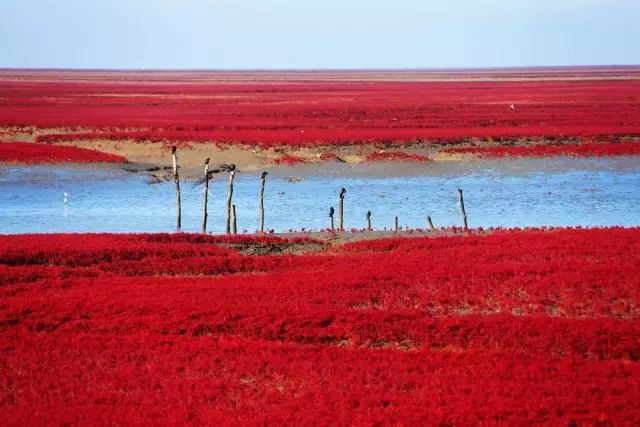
[427, 216, 436, 231]
[232, 204, 238, 235]
[225, 166, 236, 234]
[329, 207, 335, 231]
[201, 158, 210, 233]
[395, 216, 399, 233]
[171, 146, 181, 231]
[458, 188, 468, 230]
[259, 171, 268, 233]
[339, 188, 346, 231]
[366, 210, 372, 231]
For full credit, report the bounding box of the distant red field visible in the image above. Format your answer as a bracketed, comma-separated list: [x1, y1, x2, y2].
[1, 68, 640, 149]
[0, 141, 126, 163]
[1, 228, 639, 424]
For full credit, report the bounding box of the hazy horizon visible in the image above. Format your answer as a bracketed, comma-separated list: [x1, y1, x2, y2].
[2, 65, 640, 71]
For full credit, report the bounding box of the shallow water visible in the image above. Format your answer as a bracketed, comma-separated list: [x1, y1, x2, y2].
[1, 158, 639, 233]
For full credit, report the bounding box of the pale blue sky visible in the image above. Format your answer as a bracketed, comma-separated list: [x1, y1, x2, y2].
[1, 0, 638, 69]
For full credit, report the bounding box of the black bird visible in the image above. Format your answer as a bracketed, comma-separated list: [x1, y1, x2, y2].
[193, 163, 237, 186]
[366, 210, 371, 219]
[171, 146, 177, 155]
[329, 207, 335, 217]
[219, 163, 236, 172]
[339, 188, 347, 198]
[261, 171, 268, 180]
[205, 157, 210, 165]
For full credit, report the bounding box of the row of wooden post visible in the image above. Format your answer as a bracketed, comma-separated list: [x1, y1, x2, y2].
[326, 187, 469, 232]
[174, 149, 250, 235]
[173, 148, 470, 234]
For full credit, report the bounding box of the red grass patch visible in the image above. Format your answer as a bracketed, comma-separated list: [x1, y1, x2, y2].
[272, 154, 307, 165]
[318, 151, 338, 160]
[0, 142, 126, 164]
[1, 228, 639, 424]
[2, 72, 640, 148]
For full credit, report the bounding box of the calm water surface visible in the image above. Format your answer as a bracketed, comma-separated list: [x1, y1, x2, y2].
[1, 157, 639, 233]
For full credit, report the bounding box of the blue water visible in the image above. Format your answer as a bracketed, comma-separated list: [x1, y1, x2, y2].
[1, 158, 639, 233]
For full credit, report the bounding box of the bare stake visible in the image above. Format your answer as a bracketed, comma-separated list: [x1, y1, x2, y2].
[225, 168, 236, 234]
[339, 188, 346, 231]
[201, 158, 210, 233]
[329, 207, 335, 231]
[171, 146, 181, 231]
[458, 188, 468, 230]
[259, 171, 267, 233]
[395, 216, 399, 233]
[366, 210, 372, 231]
[232, 204, 238, 235]
[427, 216, 435, 231]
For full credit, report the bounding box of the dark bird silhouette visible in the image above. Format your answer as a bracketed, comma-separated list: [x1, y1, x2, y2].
[219, 163, 236, 172]
[204, 157, 210, 165]
[366, 210, 371, 219]
[339, 188, 347, 198]
[171, 146, 177, 155]
[193, 163, 238, 186]
[329, 207, 335, 217]
[261, 171, 268, 180]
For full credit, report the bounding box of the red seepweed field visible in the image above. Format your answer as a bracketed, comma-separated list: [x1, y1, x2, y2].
[0, 141, 126, 164]
[1, 228, 639, 424]
[1, 68, 640, 164]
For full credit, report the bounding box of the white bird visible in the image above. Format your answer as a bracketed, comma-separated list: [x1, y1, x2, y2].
[63, 192, 69, 204]
[510, 104, 516, 110]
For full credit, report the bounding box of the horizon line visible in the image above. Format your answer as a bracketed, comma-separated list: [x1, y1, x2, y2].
[2, 65, 640, 73]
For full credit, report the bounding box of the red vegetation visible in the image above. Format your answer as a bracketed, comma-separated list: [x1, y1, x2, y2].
[445, 141, 640, 158]
[1, 228, 639, 424]
[272, 154, 307, 165]
[2, 70, 640, 147]
[365, 151, 431, 162]
[318, 151, 338, 160]
[0, 141, 126, 164]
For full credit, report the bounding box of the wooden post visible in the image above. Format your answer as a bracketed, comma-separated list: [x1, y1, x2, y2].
[329, 207, 335, 231]
[232, 204, 238, 235]
[366, 210, 372, 231]
[339, 188, 346, 231]
[259, 171, 267, 233]
[427, 216, 435, 231]
[202, 158, 210, 233]
[395, 216, 399, 233]
[458, 188, 468, 230]
[171, 146, 181, 231]
[225, 169, 236, 234]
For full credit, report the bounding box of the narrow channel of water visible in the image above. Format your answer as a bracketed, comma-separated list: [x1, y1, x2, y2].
[1, 158, 639, 233]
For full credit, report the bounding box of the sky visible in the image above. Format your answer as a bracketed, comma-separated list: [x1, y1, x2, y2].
[0, 0, 638, 69]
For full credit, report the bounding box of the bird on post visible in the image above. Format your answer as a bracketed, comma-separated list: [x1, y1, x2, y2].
[203, 157, 211, 182]
[193, 163, 238, 186]
[261, 171, 268, 180]
[171, 146, 179, 179]
[338, 188, 346, 231]
[329, 206, 335, 231]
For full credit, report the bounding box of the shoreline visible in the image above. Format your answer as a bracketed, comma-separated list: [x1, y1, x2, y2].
[2, 151, 639, 181]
